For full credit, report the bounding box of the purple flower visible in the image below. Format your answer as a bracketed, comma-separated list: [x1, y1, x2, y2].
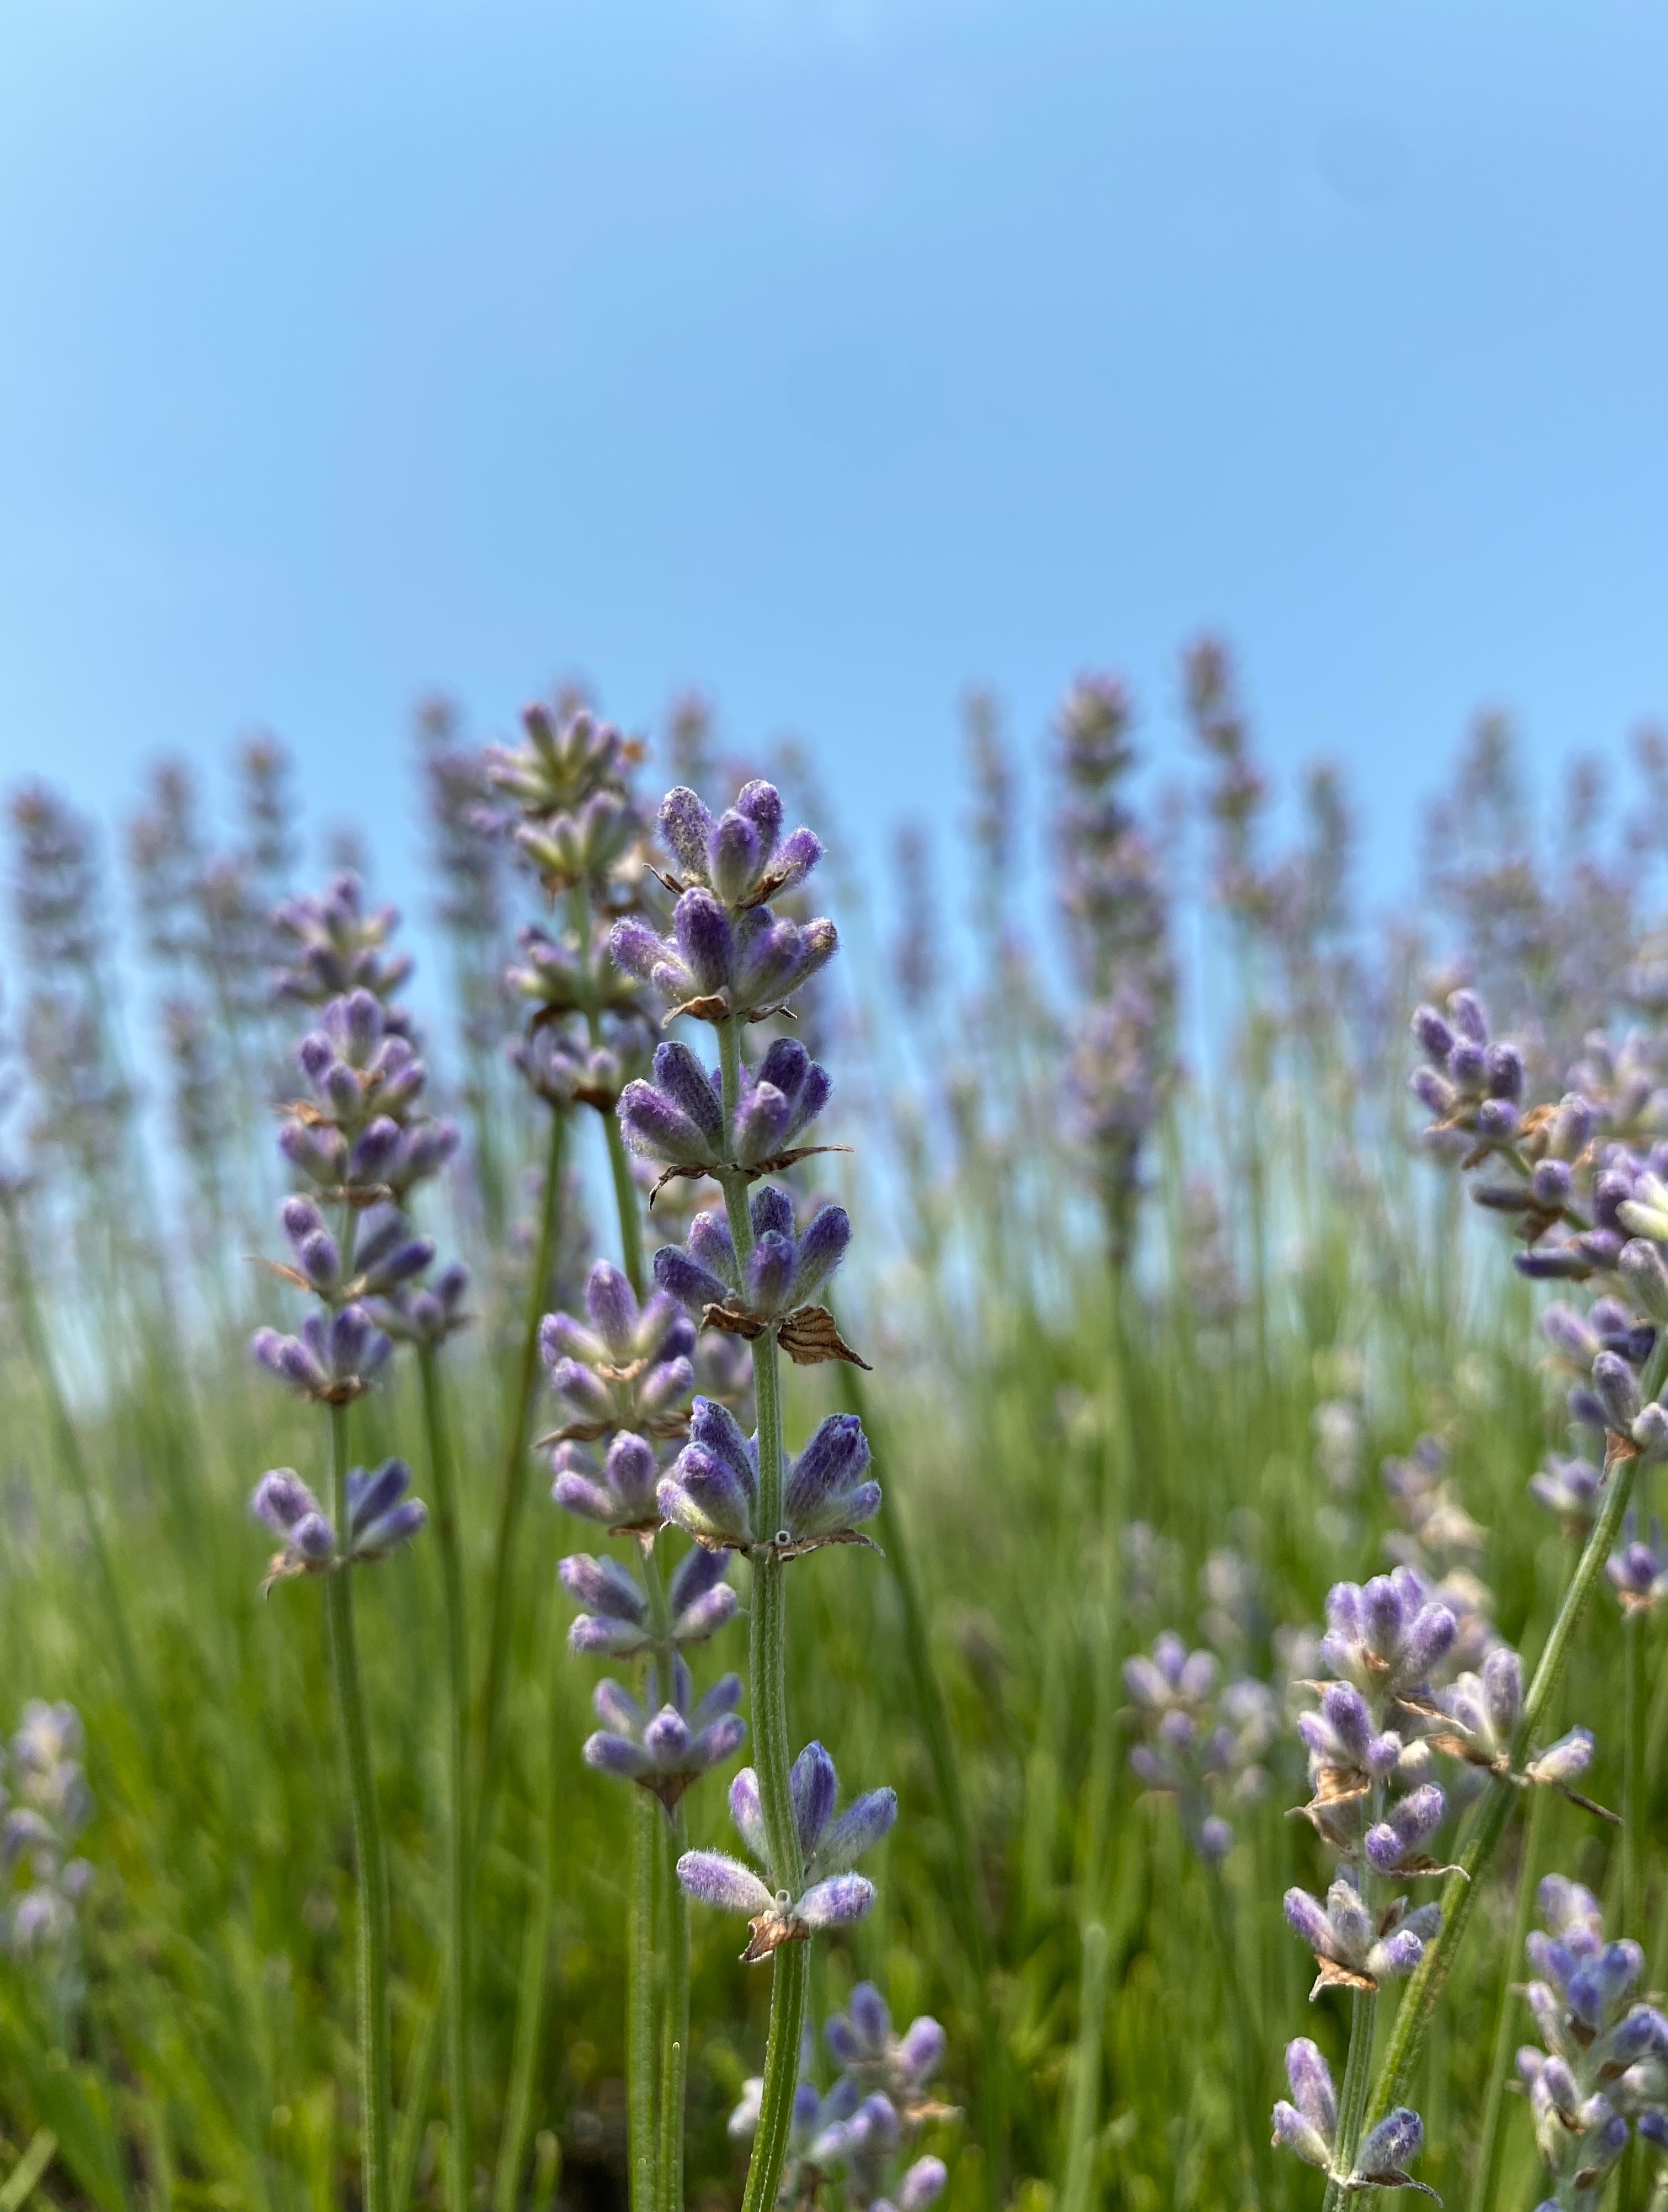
[1608, 1513, 1668, 1613]
[1319, 1570, 1457, 1708]
[559, 1542, 737, 1655]
[611, 894, 838, 1024]
[654, 1188, 851, 1322]
[656, 780, 822, 909]
[272, 874, 413, 1010]
[1364, 1782, 1449, 1876]
[1529, 1451, 1605, 1535]
[549, 1430, 664, 1531]
[538, 1261, 695, 1443]
[1285, 1871, 1439, 1997]
[581, 1653, 746, 1812]
[824, 1983, 947, 2123]
[677, 1740, 894, 1960]
[252, 1303, 392, 1404]
[343, 1459, 427, 1560]
[1271, 2038, 1336, 2170]
[368, 1259, 471, 1348]
[617, 1036, 833, 1175]
[506, 921, 647, 1026]
[484, 703, 631, 820]
[657, 1397, 878, 1551]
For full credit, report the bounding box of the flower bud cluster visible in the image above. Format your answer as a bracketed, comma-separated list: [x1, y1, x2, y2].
[2, 1701, 93, 1957]
[252, 1461, 427, 1586]
[1517, 1876, 1668, 2202]
[730, 1981, 949, 2210]
[1122, 1632, 1277, 1862]
[1272, 2040, 1433, 2198]
[272, 873, 413, 1012]
[678, 1744, 895, 1963]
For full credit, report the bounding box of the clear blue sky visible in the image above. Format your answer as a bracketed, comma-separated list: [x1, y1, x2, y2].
[2, 0, 1664, 918]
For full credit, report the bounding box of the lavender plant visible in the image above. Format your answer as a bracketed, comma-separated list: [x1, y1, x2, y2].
[249, 936, 454, 2212]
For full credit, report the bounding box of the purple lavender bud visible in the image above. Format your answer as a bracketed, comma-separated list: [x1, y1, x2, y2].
[1365, 1783, 1446, 1873]
[559, 1553, 646, 1624]
[1197, 1815, 1233, 1862]
[1475, 1099, 1520, 1142]
[1284, 1888, 1333, 1954]
[619, 1081, 711, 1166]
[1594, 1350, 1643, 1429]
[252, 1469, 327, 1539]
[813, 1787, 898, 1873]
[1487, 1042, 1525, 1101]
[281, 1195, 327, 1244]
[675, 1850, 774, 1915]
[584, 1261, 639, 1361]
[1526, 1727, 1595, 1786]
[734, 778, 784, 852]
[797, 1873, 875, 1929]
[1621, 1238, 1668, 1322]
[897, 2158, 947, 2212]
[783, 1412, 876, 1538]
[1355, 2109, 1423, 2181]
[732, 1081, 793, 1164]
[1448, 1040, 1488, 1090]
[673, 891, 735, 995]
[792, 1741, 838, 1856]
[1320, 1682, 1373, 1761]
[1374, 1927, 1425, 1976]
[1399, 1600, 1457, 1685]
[610, 916, 665, 982]
[650, 1042, 725, 1147]
[1410, 1067, 1456, 1117]
[747, 1232, 796, 1314]
[1285, 2038, 1337, 2136]
[1412, 1005, 1455, 1061]
[345, 1459, 427, 1559]
[1448, 989, 1489, 1043]
[1483, 1645, 1523, 1740]
[660, 786, 715, 879]
[1271, 2102, 1331, 2170]
[897, 2014, 948, 2083]
[710, 811, 764, 905]
[790, 1205, 851, 1303]
[729, 1767, 769, 1862]
[655, 1245, 733, 1314]
[1532, 1159, 1575, 1210]
[252, 1327, 327, 1394]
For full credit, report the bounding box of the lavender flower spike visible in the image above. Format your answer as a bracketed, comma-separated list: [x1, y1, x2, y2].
[1319, 1570, 1457, 1712]
[657, 1396, 879, 1552]
[619, 1037, 834, 1176]
[560, 1544, 737, 1654]
[1271, 2042, 1436, 2196]
[1285, 1870, 1440, 1998]
[655, 1185, 852, 1325]
[656, 780, 822, 909]
[611, 893, 838, 1025]
[582, 1654, 746, 1813]
[677, 1740, 895, 1962]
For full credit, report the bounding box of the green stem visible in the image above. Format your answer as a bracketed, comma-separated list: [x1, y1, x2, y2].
[717, 1016, 806, 2212]
[1467, 1781, 1549, 2212]
[1626, 1606, 1646, 1940]
[657, 1807, 691, 2212]
[1322, 1989, 1378, 2212]
[418, 1345, 474, 2212]
[477, 1104, 568, 1798]
[833, 1353, 1006, 2205]
[493, 1598, 565, 2212]
[1205, 1858, 1264, 2208]
[1365, 1449, 1641, 2126]
[627, 1788, 660, 2212]
[326, 1400, 394, 2212]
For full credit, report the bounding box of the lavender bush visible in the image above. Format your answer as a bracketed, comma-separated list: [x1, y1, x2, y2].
[12, 658, 1668, 2212]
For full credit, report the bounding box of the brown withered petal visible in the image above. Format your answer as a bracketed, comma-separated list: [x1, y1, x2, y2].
[766, 1529, 883, 1562]
[1359, 2170, 1439, 2201]
[778, 1305, 872, 1370]
[1424, 1730, 1501, 1770]
[702, 1302, 767, 1341]
[534, 1420, 611, 1447]
[741, 1911, 810, 1964]
[1311, 1958, 1377, 1999]
[639, 1771, 696, 1815]
[1309, 1767, 1371, 1806]
[1552, 1785, 1621, 1826]
[664, 994, 732, 1026]
[316, 1378, 369, 1406]
[253, 1258, 315, 1293]
[1382, 1855, 1466, 1879]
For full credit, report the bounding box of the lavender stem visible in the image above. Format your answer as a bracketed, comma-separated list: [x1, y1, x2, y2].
[715, 1013, 806, 2212]
[417, 1342, 474, 2212]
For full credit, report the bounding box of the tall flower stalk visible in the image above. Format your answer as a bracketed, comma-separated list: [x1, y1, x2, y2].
[613, 772, 893, 2211]
[248, 899, 455, 2212]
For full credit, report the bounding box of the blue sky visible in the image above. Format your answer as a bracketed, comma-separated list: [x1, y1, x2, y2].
[1, 0, 1665, 929]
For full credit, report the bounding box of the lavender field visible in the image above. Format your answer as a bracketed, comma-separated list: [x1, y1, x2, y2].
[3, 649, 1668, 2212]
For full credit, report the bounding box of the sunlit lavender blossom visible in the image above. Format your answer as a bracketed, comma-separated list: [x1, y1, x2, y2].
[558, 1544, 737, 1656]
[581, 1653, 746, 1812]
[537, 1260, 695, 1445]
[678, 1743, 895, 1962]
[1270, 2039, 1435, 2197]
[657, 1396, 879, 1552]
[251, 1461, 427, 1583]
[1516, 1876, 1668, 2199]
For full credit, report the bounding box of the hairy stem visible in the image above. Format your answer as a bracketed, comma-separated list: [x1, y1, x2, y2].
[327, 1399, 393, 2212]
[418, 1345, 474, 2212]
[657, 1806, 691, 2212]
[627, 1788, 660, 2212]
[494, 1603, 565, 2212]
[1626, 1606, 1646, 1939]
[1365, 1449, 1640, 2126]
[718, 1015, 806, 2212]
[1322, 1988, 1378, 2212]
[1467, 1780, 1548, 2212]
